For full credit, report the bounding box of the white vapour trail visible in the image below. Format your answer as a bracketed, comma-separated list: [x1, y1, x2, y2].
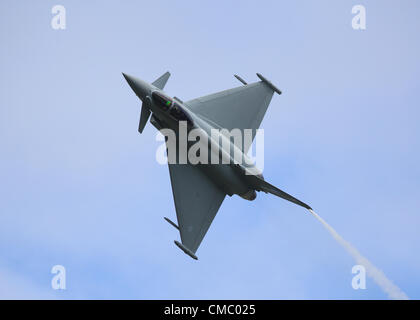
[308, 209, 409, 300]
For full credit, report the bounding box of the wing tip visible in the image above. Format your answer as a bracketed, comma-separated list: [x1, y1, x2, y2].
[256, 73, 282, 95]
[174, 240, 198, 260]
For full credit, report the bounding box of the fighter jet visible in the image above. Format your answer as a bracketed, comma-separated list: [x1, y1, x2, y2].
[123, 71, 311, 260]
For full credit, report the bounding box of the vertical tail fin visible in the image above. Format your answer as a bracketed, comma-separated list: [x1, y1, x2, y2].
[247, 174, 312, 210]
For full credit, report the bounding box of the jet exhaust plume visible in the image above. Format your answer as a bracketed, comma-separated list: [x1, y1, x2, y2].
[308, 209, 409, 300]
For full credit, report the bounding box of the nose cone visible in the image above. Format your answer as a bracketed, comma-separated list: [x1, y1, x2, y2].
[122, 73, 152, 101]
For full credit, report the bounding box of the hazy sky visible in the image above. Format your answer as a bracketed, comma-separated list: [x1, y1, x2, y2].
[1, 0, 419, 299]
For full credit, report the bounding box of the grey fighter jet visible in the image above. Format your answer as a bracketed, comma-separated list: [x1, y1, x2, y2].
[123, 71, 311, 260]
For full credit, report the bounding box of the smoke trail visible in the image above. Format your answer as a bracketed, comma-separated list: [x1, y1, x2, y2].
[308, 209, 409, 300]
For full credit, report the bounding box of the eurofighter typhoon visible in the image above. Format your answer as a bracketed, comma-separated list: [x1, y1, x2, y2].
[123, 71, 311, 260]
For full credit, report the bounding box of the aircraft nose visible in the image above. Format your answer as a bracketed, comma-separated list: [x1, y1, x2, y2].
[122, 72, 151, 101]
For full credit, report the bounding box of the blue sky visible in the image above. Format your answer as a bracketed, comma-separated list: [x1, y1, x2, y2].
[0, 0, 419, 299]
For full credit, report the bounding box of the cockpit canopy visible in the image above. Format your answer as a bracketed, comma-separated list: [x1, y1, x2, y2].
[152, 91, 194, 127]
[152, 91, 172, 111]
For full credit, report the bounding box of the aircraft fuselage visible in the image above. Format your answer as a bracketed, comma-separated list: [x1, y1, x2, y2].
[148, 91, 259, 201]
